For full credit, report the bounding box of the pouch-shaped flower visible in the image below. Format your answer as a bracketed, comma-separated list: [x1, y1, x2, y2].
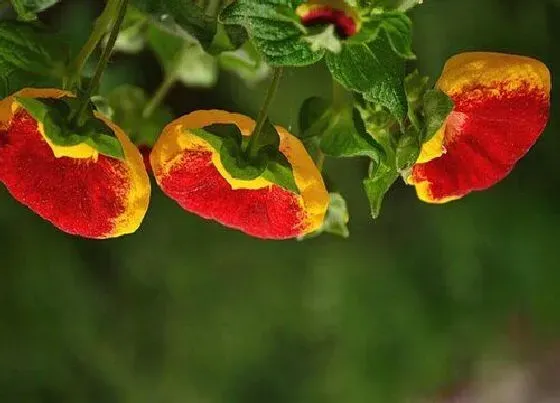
[0, 88, 150, 238]
[150, 110, 329, 239]
[409, 52, 551, 203]
[296, 0, 361, 38]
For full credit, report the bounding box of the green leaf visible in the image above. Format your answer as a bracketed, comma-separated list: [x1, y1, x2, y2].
[303, 25, 342, 53]
[349, 12, 415, 60]
[209, 23, 249, 55]
[261, 153, 299, 194]
[191, 124, 238, 154]
[114, 7, 149, 54]
[395, 127, 420, 171]
[104, 85, 173, 147]
[405, 70, 429, 107]
[130, 0, 217, 49]
[325, 36, 407, 122]
[423, 89, 454, 142]
[191, 124, 300, 194]
[223, 24, 249, 50]
[299, 96, 331, 139]
[299, 96, 382, 161]
[218, 40, 270, 83]
[9, 0, 59, 21]
[147, 25, 217, 88]
[299, 193, 350, 239]
[376, 12, 415, 59]
[15, 96, 125, 159]
[220, 0, 323, 67]
[0, 22, 65, 98]
[90, 96, 114, 119]
[220, 133, 264, 181]
[363, 161, 399, 219]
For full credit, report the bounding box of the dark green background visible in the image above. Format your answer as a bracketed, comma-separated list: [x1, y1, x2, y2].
[1, 0, 559, 402]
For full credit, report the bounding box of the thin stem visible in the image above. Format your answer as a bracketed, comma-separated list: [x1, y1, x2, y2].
[142, 74, 176, 118]
[74, 0, 129, 125]
[332, 80, 349, 110]
[247, 68, 283, 155]
[64, 0, 121, 90]
[205, 0, 221, 17]
[142, 40, 197, 118]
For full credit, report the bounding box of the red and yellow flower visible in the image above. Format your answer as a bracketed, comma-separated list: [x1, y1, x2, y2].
[150, 110, 329, 239]
[0, 88, 151, 238]
[409, 52, 551, 203]
[296, 0, 361, 38]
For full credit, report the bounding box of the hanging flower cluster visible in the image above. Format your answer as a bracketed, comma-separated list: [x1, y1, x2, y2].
[0, 0, 552, 240]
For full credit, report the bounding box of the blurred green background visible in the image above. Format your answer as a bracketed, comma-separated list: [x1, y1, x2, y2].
[1, 0, 559, 402]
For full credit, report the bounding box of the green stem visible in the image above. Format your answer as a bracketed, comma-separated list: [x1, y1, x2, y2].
[332, 80, 349, 110]
[73, 0, 129, 126]
[142, 74, 176, 118]
[205, 0, 221, 16]
[247, 68, 283, 156]
[142, 39, 197, 118]
[64, 0, 122, 90]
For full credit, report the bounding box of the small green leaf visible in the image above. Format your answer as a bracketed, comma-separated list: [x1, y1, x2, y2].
[220, 137, 265, 181]
[15, 96, 125, 159]
[114, 8, 148, 54]
[191, 124, 241, 152]
[9, 0, 59, 21]
[376, 12, 415, 60]
[0, 22, 65, 98]
[219, 41, 270, 83]
[130, 1, 217, 49]
[405, 70, 429, 107]
[261, 153, 299, 193]
[326, 36, 407, 122]
[147, 25, 217, 88]
[90, 96, 114, 119]
[191, 124, 300, 194]
[363, 161, 399, 219]
[220, 0, 323, 67]
[423, 89, 454, 142]
[303, 25, 342, 53]
[299, 96, 382, 161]
[396, 127, 420, 171]
[299, 96, 331, 139]
[209, 23, 249, 55]
[299, 193, 350, 240]
[349, 12, 415, 60]
[223, 24, 249, 50]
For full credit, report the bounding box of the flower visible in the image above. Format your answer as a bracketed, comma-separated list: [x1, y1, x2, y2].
[296, 0, 361, 39]
[409, 52, 551, 203]
[150, 110, 329, 239]
[0, 88, 151, 238]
